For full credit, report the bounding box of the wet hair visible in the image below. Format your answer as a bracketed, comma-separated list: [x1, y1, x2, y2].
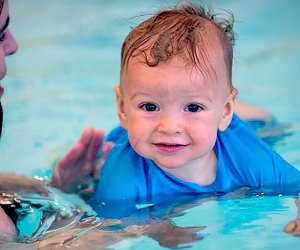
[0, 0, 4, 15]
[121, 3, 236, 90]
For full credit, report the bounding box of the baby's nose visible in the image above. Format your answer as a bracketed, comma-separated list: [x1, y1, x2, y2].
[157, 114, 182, 135]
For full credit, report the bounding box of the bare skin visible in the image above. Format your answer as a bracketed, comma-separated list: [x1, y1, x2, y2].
[0, 0, 296, 243]
[0, 173, 48, 195]
[0, 0, 113, 239]
[284, 220, 300, 235]
[235, 100, 272, 121]
[50, 127, 113, 193]
[0, 127, 112, 240]
[284, 197, 300, 235]
[0, 172, 48, 241]
[0, 204, 17, 240]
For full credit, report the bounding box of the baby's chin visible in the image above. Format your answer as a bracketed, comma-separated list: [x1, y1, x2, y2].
[153, 158, 185, 170]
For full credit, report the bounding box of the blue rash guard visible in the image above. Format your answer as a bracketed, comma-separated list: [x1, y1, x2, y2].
[92, 114, 300, 217]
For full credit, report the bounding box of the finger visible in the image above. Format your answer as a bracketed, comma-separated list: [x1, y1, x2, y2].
[296, 219, 300, 229]
[71, 127, 96, 165]
[102, 141, 114, 160]
[56, 127, 95, 169]
[284, 220, 297, 233]
[78, 126, 94, 146]
[51, 141, 86, 190]
[57, 143, 85, 169]
[86, 129, 105, 163]
[94, 141, 114, 178]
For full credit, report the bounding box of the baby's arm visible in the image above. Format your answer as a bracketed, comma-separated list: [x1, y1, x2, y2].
[284, 197, 300, 235]
[234, 100, 272, 121]
[50, 127, 113, 193]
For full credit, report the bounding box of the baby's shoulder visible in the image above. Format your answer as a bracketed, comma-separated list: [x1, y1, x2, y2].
[106, 125, 128, 144]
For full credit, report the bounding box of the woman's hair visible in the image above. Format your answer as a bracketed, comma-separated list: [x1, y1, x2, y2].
[0, 0, 4, 15]
[121, 3, 236, 88]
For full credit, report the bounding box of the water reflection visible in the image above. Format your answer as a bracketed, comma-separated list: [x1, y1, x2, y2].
[1, 183, 299, 249]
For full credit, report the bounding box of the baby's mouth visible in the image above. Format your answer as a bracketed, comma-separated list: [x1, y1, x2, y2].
[154, 143, 188, 153]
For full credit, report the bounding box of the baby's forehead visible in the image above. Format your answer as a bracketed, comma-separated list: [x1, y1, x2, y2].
[122, 52, 230, 93]
[126, 33, 227, 77]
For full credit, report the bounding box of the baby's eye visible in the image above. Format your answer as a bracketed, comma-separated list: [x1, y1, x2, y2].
[185, 104, 203, 113]
[139, 103, 159, 112]
[0, 32, 7, 42]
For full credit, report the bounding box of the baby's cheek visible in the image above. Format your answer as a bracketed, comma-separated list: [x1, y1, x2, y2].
[129, 136, 140, 149]
[129, 134, 148, 158]
[191, 127, 218, 147]
[127, 129, 141, 150]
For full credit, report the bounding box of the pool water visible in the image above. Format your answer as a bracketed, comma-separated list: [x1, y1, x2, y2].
[1, 0, 300, 249]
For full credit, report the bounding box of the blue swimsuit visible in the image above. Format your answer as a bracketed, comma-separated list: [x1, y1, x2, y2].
[91, 114, 300, 217]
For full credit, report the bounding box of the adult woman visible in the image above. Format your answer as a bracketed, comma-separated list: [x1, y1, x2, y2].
[0, 0, 108, 239]
[0, 0, 18, 137]
[0, 0, 19, 238]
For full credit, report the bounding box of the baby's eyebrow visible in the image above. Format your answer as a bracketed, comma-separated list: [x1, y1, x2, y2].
[0, 16, 9, 35]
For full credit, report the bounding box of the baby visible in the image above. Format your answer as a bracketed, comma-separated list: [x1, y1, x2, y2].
[2, 1, 300, 241]
[88, 3, 300, 217]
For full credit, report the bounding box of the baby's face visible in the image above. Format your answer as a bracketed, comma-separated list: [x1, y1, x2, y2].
[116, 45, 235, 175]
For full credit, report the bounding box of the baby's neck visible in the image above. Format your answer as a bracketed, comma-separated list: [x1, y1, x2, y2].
[159, 151, 217, 186]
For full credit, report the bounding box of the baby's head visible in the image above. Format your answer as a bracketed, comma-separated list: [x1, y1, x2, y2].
[115, 3, 238, 174]
[120, 3, 236, 91]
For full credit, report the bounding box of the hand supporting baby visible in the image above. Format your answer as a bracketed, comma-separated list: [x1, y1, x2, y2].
[50, 127, 113, 193]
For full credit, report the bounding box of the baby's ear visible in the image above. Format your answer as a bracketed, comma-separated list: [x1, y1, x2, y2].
[218, 88, 237, 131]
[114, 85, 128, 129]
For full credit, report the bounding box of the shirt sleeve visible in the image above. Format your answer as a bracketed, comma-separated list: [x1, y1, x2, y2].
[105, 125, 128, 144]
[217, 114, 300, 189]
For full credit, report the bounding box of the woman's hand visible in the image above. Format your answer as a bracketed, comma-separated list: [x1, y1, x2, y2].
[50, 127, 113, 193]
